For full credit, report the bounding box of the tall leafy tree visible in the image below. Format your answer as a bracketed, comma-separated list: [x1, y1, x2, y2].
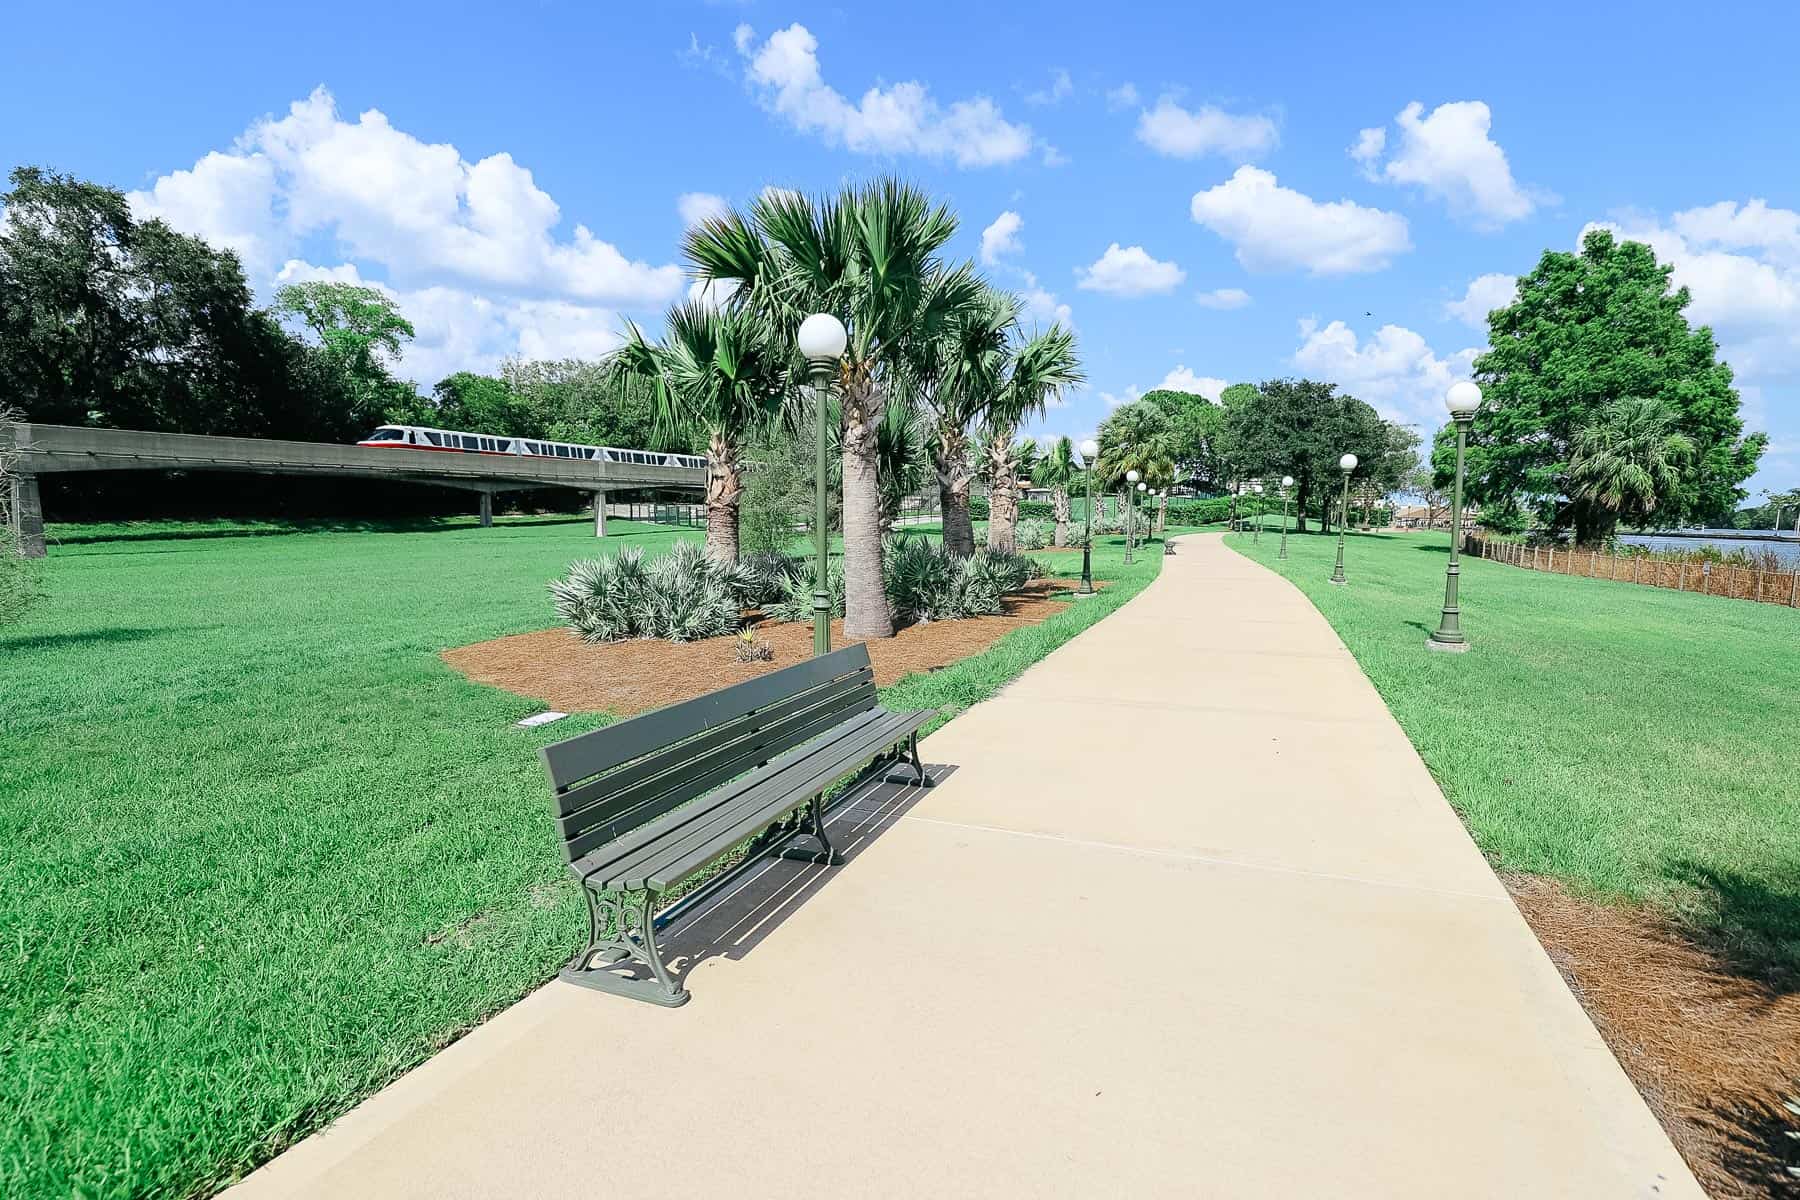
[1223, 379, 1385, 532]
[685, 179, 984, 637]
[1448, 228, 1763, 543]
[1566, 397, 1695, 535]
[609, 301, 790, 562]
[1032, 435, 1080, 546]
[0, 166, 352, 440]
[1143, 388, 1228, 493]
[273, 281, 417, 428]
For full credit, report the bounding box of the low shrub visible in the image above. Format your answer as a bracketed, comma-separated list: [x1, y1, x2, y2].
[881, 535, 1040, 623]
[763, 557, 845, 623]
[551, 541, 762, 643]
[1015, 518, 1052, 550]
[1164, 497, 1232, 526]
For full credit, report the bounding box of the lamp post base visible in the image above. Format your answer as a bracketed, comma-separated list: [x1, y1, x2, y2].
[1425, 636, 1470, 653]
[1328, 577, 1348, 586]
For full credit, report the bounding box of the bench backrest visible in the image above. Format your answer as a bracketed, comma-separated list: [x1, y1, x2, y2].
[540, 643, 878, 865]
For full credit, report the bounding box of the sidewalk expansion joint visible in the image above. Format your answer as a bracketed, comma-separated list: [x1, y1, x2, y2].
[900, 814, 1508, 905]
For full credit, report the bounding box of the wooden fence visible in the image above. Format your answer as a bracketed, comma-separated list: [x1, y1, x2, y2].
[1465, 535, 1800, 608]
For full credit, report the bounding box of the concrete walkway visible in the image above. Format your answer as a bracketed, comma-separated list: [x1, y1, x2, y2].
[232, 533, 1700, 1199]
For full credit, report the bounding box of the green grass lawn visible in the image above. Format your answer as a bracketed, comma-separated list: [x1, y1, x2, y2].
[1227, 525, 1800, 981]
[1, 514, 1195, 1199]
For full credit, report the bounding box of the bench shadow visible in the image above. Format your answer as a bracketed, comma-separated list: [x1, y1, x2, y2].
[654, 763, 959, 990]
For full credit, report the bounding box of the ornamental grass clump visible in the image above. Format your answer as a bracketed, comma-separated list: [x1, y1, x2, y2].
[551, 541, 760, 643]
[881, 535, 1040, 623]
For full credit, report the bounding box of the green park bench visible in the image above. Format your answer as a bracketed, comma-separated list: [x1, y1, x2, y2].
[540, 643, 934, 1007]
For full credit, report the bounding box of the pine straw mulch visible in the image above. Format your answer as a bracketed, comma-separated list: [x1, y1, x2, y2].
[442, 578, 1086, 716]
[1505, 873, 1800, 1199]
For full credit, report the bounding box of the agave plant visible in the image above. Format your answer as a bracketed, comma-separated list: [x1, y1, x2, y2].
[550, 541, 758, 643]
[763, 557, 846, 624]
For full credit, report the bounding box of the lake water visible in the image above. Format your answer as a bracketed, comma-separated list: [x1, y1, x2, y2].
[1617, 530, 1800, 567]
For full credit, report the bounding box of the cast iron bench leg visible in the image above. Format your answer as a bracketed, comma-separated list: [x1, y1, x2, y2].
[776, 793, 844, 866]
[560, 885, 691, 1007]
[883, 732, 933, 787]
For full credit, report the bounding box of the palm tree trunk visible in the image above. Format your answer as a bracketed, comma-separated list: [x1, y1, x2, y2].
[935, 427, 975, 556]
[704, 430, 740, 563]
[985, 432, 1018, 553]
[842, 375, 894, 638]
[1052, 486, 1070, 547]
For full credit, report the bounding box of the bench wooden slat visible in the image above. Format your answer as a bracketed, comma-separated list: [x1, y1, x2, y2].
[631, 708, 932, 891]
[540, 645, 873, 791]
[567, 707, 893, 879]
[553, 670, 874, 834]
[594, 707, 925, 893]
[561, 698, 883, 864]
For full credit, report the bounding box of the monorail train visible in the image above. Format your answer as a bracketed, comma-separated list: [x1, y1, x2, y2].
[356, 425, 706, 470]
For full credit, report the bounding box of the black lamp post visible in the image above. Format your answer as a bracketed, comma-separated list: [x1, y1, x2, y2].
[1278, 475, 1293, 559]
[797, 313, 847, 657]
[1329, 453, 1357, 585]
[1077, 437, 1098, 595]
[1428, 381, 1482, 652]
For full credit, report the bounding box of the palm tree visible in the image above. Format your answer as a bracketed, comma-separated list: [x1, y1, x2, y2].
[1568, 397, 1695, 543]
[876, 395, 931, 532]
[982, 325, 1083, 553]
[1033, 435, 1079, 546]
[901, 285, 1015, 557]
[1095, 400, 1176, 491]
[609, 301, 787, 563]
[686, 179, 984, 638]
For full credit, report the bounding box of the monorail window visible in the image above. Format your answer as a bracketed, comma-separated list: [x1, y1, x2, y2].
[555, 445, 571, 457]
[368, 427, 405, 441]
[423, 431, 443, 446]
[461, 435, 480, 449]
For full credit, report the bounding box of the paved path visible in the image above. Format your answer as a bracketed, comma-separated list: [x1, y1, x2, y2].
[232, 533, 1700, 1199]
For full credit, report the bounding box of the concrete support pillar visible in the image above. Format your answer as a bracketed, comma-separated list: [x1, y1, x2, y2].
[479, 491, 493, 528]
[10, 472, 45, 558]
[593, 491, 607, 537]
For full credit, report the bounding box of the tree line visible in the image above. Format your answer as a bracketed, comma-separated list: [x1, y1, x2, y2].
[0, 166, 694, 479]
[1091, 381, 1418, 532]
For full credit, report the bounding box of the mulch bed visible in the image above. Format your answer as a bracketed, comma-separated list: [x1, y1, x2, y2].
[443, 579, 1084, 716]
[1505, 873, 1800, 1198]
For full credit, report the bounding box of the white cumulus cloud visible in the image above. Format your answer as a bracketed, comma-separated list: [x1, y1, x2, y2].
[1017, 271, 1073, 329]
[1194, 287, 1252, 310]
[1445, 273, 1517, 329]
[1292, 318, 1480, 427]
[1355, 100, 1541, 229]
[1075, 243, 1185, 296]
[980, 210, 1024, 265]
[735, 23, 1033, 168]
[128, 87, 681, 385]
[1189, 167, 1410, 275]
[677, 192, 729, 227]
[1135, 96, 1278, 160]
[1157, 367, 1227, 400]
[1105, 82, 1140, 112]
[1582, 209, 1800, 387]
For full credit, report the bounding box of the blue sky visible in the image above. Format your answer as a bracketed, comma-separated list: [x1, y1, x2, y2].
[5, 0, 1797, 493]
